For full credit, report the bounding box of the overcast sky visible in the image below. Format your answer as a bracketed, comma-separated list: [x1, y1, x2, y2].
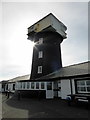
[0, 1, 89, 81]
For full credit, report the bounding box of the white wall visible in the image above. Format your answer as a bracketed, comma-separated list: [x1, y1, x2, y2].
[15, 82, 18, 90]
[8, 83, 12, 91]
[61, 79, 71, 99]
[8, 83, 15, 92]
[16, 81, 54, 99]
[72, 79, 75, 94]
[46, 90, 54, 99]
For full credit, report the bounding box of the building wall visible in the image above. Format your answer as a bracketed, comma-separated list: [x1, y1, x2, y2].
[46, 82, 54, 99]
[61, 79, 71, 99]
[72, 79, 76, 94]
[8, 83, 12, 91]
[7, 83, 15, 92]
[13, 80, 75, 99]
[75, 79, 90, 94]
[6, 77, 90, 99]
[58, 80, 61, 97]
[15, 81, 55, 99]
[16, 82, 47, 91]
[30, 32, 63, 80]
[53, 81, 58, 97]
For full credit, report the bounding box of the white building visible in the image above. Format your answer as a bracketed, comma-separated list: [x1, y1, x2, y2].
[37, 61, 89, 99]
[3, 61, 89, 100]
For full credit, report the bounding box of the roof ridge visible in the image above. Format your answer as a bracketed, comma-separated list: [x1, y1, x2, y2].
[63, 61, 89, 68]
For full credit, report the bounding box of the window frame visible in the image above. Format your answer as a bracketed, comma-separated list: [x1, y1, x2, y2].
[22, 82, 26, 89]
[38, 51, 43, 58]
[47, 82, 52, 90]
[38, 38, 43, 44]
[36, 82, 39, 89]
[76, 80, 90, 93]
[27, 82, 30, 89]
[41, 82, 45, 89]
[38, 66, 42, 74]
[31, 82, 34, 89]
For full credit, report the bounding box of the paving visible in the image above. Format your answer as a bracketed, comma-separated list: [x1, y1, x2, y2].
[1, 93, 89, 119]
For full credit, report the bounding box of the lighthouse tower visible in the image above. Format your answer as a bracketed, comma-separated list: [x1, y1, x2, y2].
[27, 13, 67, 80]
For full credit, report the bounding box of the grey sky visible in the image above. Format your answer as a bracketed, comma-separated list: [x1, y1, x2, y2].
[0, 1, 88, 81]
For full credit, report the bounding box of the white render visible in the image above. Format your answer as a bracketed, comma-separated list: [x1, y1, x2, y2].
[72, 79, 76, 94]
[53, 82, 58, 97]
[3, 78, 90, 99]
[4, 83, 15, 93]
[46, 82, 54, 99]
[46, 90, 54, 99]
[28, 13, 67, 39]
[61, 79, 71, 99]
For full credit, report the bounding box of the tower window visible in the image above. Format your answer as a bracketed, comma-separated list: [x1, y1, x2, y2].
[38, 66, 42, 73]
[38, 51, 43, 58]
[38, 38, 43, 44]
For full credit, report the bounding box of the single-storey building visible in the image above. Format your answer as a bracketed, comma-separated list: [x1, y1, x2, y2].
[36, 61, 90, 99]
[4, 61, 89, 99]
[6, 75, 30, 93]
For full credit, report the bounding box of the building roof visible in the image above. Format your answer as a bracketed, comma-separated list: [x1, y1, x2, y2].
[0, 80, 8, 83]
[27, 13, 67, 40]
[8, 74, 30, 83]
[7, 61, 90, 83]
[36, 61, 90, 80]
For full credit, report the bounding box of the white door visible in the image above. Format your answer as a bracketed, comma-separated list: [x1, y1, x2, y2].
[58, 90, 61, 97]
[46, 82, 54, 99]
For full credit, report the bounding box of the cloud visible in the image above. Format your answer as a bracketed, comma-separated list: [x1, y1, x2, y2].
[0, 2, 88, 81]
